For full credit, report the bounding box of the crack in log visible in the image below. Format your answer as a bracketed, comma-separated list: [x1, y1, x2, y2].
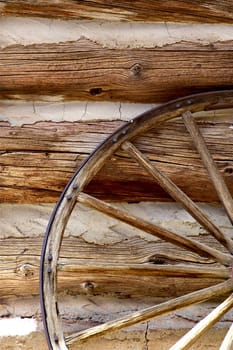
[144, 321, 149, 350]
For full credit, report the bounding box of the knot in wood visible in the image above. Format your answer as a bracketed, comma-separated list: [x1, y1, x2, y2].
[224, 166, 233, 175]
[89, 87, 103, 96]
[130, 63, 142, 76]
[149, 256, 166, 265]
[83, 281, 95, 292]
[19, 263, 34, 278]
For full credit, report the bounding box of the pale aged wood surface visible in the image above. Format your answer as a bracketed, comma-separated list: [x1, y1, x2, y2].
[0, 236, 229, 298]
[0, 118, 233, 203]
[1, 40, 233, 103]
[0, 1, 233, 23]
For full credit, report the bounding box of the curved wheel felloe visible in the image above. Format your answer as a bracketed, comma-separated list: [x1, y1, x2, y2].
[40, 90, 233, 350]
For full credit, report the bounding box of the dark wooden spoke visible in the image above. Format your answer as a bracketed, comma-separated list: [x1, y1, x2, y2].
[183, 111, 233, 225]
[170, 293, 233, 350]
[66, 279, 233, 345]
[122, 141, 233, 254]
[77, 192, 232, 266]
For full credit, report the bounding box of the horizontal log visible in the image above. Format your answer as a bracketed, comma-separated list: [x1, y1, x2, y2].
[0, 117, 233, 203]
[0, 236, 228, 298]
[1, 1, 233, 23]
[1, 40, 233, 103]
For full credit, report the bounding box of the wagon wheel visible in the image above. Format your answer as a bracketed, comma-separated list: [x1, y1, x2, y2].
[40, 90, 233, 350]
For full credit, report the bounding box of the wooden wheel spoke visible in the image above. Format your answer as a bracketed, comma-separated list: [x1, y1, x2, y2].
[169, 293, 233, 350]
[66, 279, 233, 345]
[183, 111, 233, 225]
[77, 192, 232, 265]
[122, 141, 233, 253]
[220, 322, 233, 350]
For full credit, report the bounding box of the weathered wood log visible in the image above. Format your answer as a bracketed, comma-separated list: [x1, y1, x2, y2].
[1, 1, 233, 23]
[1, 40, 233, 103]
[0, 236, 229, 298]
[0, 117, 233, 203]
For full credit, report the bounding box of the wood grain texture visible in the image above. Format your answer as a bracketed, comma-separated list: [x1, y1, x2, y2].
[1, 40, 233, 103]
[0, 236, 229, 298]
[1, 1, 233, 23]
[0, 117, 233, 203]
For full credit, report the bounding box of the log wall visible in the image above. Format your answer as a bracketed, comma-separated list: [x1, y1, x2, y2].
[1, 3, 233, 348]
[1, 40, 233, 103]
